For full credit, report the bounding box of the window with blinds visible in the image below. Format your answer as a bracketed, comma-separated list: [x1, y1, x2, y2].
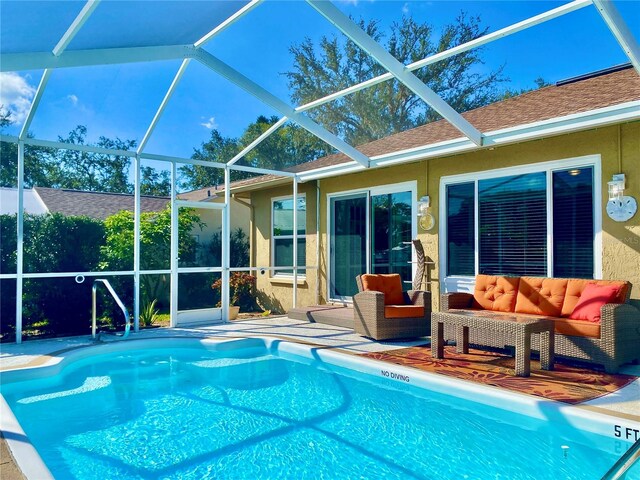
[479, 172, 547, 276]
[444, 163, 595, 279]
[446, 183, 475, 276]
[553, 167, 594, 278]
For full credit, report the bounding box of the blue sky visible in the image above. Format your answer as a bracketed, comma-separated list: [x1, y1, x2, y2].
[1, 0, 638, 160]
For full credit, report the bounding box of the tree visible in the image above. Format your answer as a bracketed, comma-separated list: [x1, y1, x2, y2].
[54, 125, 135, 193]
[141, 166, 171, 196]
[180, 130, 240, 191]
[500, 77, 552, 100]
[238, 115, 330, 170]
[285, 13, 506, 145]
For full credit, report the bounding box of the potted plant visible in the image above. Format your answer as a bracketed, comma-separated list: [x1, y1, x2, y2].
[211, 272, 256, 320]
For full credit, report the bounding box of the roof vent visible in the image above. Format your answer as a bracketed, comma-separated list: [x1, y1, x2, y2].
[556, 63, 632, 87]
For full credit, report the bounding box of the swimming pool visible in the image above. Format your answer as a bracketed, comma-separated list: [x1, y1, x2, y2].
[1, 337, 638, 479]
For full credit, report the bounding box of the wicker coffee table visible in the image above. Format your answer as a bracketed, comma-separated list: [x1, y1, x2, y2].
[431, 310, 555, 377]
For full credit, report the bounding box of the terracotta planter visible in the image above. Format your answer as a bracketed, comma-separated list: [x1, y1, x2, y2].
[229, 306, 240, 320]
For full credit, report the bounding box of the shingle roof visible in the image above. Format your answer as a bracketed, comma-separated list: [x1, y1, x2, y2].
[199, 65, 639, 193]
[291, 64, 640, 172]
[33, 187, 169, 220]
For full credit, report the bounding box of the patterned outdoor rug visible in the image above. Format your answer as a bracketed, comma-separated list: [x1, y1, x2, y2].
[360, 345, 637, 404]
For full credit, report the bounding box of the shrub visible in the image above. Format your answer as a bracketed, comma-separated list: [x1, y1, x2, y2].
[212, 272, 256, 311]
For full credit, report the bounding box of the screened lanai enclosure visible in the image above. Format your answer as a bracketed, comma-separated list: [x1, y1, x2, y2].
[1, 0, 638, 342]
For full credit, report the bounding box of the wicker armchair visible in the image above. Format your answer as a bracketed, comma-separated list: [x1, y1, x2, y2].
[353, 274, 431, 341]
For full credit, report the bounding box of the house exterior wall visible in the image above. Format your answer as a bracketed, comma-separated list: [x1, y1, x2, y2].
[249, 122, 640, 313]
[251, 181, 319, 313]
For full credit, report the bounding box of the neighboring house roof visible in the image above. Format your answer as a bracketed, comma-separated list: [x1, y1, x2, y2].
[0, 187, 48, 215]
[33, 187, 169, 220]
[176, 187, 224, 202]
[190, 64, 638, 194]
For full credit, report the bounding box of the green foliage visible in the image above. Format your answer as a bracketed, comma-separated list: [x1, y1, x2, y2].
[205, 228, 250, 269]
[141, 166, 171, 196]
[0, 213, 105, 338]
[99, 206, 202, 271]
[139, 298, 159, 327]
[0, 119, 170, 195]
[180, 130, 243, 190]
[285, 13, 506, 145]
[500, 77, 552, 100]
[212, 272, 256, 311]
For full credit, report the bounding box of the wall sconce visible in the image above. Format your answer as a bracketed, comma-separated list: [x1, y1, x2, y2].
[606, 173, 637, 222]
[607, 173, 625, 201]
[417, 195, 435, 231]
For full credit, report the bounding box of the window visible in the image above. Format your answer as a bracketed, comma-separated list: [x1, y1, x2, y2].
[446, 183, 475, 276]
[272, 196, 306, 276]
[444, 161, 597, 280]
[479, 172, 547, 276]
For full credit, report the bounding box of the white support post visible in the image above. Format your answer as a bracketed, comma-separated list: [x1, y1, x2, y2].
[52, 0, 101, 56]
[138, 59, 191, 154]
[170, 161, 178, 327]
[19, 70, 52, 140]
[18, 0, 100, 140]
[133, 154, 141, 332]
[593, 0, 640, 74]
[192, 49, 371, 168]
[15, 142, 24, 344]
[292, 177, 298, 308]
[221, 168, 231, 322]
[307, 0, 483, 146]
[194, 0, 264, 48]
[227, 116, 288, 166]
[1, 45, 194, 72]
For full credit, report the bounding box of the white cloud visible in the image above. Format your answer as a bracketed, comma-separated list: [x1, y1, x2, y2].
[67, 94, 79, 106]
[200, 116, 218, 130]
[402, 2, 410, 14]
[0, 72, 36, 124]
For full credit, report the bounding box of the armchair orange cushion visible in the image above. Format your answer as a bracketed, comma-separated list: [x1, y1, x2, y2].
[384, 305, 425, 319]
[361, 274, 405, 305]
[570, 283, 621, 323]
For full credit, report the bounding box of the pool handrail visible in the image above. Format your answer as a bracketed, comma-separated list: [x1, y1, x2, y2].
[92, 279, 130, 339]
[601, 437, 640, 480]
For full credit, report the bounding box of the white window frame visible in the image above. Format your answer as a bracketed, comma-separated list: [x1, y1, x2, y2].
[271, 193, 307, 278]
[439, 154, 602, 293]
[326, 180, 418, 302]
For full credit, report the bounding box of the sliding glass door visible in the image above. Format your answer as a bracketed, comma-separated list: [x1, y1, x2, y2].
[330, 194, 367, 300]
[329, 186, 414, 301]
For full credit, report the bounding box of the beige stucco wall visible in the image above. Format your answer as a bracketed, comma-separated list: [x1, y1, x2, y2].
[190, 196, 251, 252]
[251, 182, 319, 313]
[249, 122, 640, 313]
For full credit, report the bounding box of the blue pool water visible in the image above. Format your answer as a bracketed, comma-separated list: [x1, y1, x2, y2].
[1, 341, 636, 480]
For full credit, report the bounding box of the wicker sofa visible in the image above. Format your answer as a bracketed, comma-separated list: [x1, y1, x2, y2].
[353, 274, 431, 341]
[441, 275, 640, 373]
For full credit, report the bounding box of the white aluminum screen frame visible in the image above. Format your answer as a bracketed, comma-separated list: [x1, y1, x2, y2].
[1, 0, 638, 342]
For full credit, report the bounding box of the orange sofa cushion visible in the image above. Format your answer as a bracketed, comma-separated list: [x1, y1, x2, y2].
[361, 274, 405, 305]
[570, 283, 622, 323]
[561, 279, 629, 317]
[515, 277, 568, 316]
[551, 318, 601, 338]
[384, 305, 424, 319]
[472, 275, 519, 312]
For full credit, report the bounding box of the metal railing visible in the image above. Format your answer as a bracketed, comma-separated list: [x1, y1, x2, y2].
[92, 279, 130, 339]
[601, 437, 640, 480]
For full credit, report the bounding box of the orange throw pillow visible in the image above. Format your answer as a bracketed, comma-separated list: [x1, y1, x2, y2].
[570, 283, 621, 323]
